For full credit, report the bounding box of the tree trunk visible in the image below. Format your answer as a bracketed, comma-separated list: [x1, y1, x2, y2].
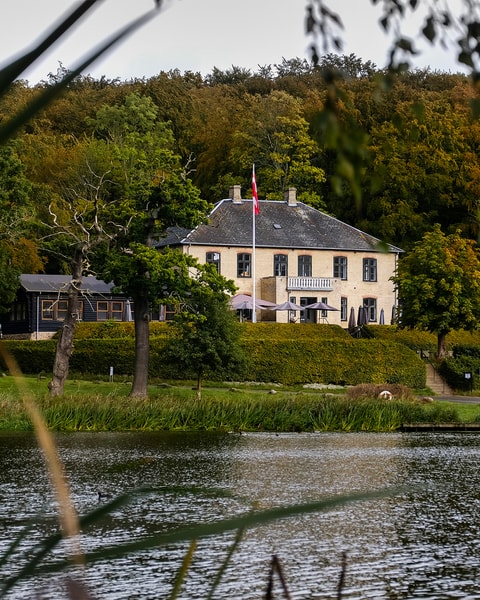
[130, 293, 150, 398]
[437, 331, 448, 360]
[48, 259, 82, 397]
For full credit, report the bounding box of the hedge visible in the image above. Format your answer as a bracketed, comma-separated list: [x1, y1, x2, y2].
[73, 321, 168, 339]
[0, 336, 425, 388]
[246, 338, 424, 387]
[366, 325, 480, 353]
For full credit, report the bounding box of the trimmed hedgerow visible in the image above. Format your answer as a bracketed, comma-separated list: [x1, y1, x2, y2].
[73, 321, 169, 339]
[0, 331, 425, 388]
[366, 325, 480, 354]
[245, 338, 424, 388]
[239, 322, 350, 341]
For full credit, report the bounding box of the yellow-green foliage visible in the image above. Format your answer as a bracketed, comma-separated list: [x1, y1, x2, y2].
[365, 326, 437, 351]
[1, 324, 424, 387]
[366, 325, 480, 352]
[239, 322, 349, 341]
[74, 321, 170, 339]
[245, 338, 424, 388]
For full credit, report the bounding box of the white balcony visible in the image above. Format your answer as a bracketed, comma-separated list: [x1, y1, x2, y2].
[287, 277, 333, 291]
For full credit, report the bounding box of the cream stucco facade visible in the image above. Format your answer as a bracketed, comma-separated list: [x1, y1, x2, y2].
[183, 242, 399, 325]
[158, 187, 402, 326]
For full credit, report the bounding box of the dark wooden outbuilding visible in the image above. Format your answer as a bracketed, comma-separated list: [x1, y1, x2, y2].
[0, 274, 131, 339]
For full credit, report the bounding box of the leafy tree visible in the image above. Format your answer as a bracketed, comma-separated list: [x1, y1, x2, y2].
[231, 90, 326, 207]
[304, 1, 480, 204]
[39, 139, 116, 396]
[165, 265, 243, 400]
[357, 92, 473, 248]
[393, 224, 480, 359]
[92, 92, 211, 397]
[0, 141, 43, 311]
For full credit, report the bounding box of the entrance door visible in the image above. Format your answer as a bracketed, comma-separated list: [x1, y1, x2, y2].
[300, 297, 317, 323]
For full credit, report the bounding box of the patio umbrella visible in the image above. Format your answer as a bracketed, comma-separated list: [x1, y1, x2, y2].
[123, 299, 133, 322]
[363, 306, 369, 324]
[303, 301, 339, 311]
[391, 305, 398, 324]
[357, 305, 366, 326]
[229, 294, 276, 310]
[272, 301, 305, 311]
[348, 306, 356, 329]
[379, 308, 385, 325]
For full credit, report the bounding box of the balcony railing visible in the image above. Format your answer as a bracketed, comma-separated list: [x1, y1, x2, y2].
[287, 277, 333, 291]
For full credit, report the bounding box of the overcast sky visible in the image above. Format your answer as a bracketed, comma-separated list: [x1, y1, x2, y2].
[0, 0, 468, 84]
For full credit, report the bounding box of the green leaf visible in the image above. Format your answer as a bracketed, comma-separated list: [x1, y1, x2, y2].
[422, 16, 436, 43]
[458, 50, 474, 68]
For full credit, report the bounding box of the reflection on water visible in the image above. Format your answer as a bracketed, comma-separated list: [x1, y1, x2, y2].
[1, 431, 480, 598]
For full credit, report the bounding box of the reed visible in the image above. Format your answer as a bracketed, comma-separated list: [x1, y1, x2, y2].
[0, 384, 463, 432]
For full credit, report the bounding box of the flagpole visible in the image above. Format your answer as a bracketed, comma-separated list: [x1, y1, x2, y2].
[252, 164, 257, 323]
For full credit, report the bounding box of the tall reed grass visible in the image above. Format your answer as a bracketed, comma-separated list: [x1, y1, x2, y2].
[0, 387, 461, 432]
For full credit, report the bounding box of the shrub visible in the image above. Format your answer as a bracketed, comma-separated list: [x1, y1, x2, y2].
[1, 327, 425, 388]
[347, 383, 416, 401]
[439, 355, 480, 391]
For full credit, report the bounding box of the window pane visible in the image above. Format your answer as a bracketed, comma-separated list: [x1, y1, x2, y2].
[364, 298, 377, 321]
[97, 301, 109, 321]
[42, 301, 54, 320]
[206, 251, 221, 273]
[57, 300, 68, 321]
[363, 258, 377, 281]
[340, 297, 347, 321]
[298, 255, 312, 277]
[111, 301, 123, 320]
[274, 254, 288, 276]
[334, 256, 347, 280]
[237, 253, 251, 277]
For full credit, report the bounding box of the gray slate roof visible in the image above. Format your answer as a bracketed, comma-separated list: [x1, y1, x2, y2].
[20, 274, 115, 294]
[157, 199, 403, 253]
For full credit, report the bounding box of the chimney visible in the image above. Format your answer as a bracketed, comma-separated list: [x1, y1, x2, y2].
[229, 185, 242, 204]
[285, 187, 297, 206]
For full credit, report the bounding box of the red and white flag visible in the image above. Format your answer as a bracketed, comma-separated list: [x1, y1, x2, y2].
[252, 164, 259, 215]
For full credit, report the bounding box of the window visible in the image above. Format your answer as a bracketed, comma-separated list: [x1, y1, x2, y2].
[274, 254, 288, 276]
[97, 301, 124, 321]
[334, 256, 347, 280]
[321, 296, 328, 319]
[364, 298, 377, 322]
[237, 253, 251, 277]
[41, 299, 82, 321]
[298, 255, 312, 277]
[363, 258, 377, 281]
[41, 300, 54, 320]
[160, 304, 176, 322]
[206, 251, 221, 273]
[340, 297, 348, 321]
[9, 301, 26, 321]
[56, 300, 68, 321]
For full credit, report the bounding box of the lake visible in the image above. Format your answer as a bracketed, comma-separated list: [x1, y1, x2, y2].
[1, 431, 480, 599]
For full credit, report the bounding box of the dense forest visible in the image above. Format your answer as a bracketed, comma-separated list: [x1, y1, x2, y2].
[0, 54, 478, 284]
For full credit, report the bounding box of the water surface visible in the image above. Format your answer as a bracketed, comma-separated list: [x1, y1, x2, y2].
[1, 431, 480, 599]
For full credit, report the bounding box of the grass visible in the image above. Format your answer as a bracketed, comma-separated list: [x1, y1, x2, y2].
[0, 375, 475, 433]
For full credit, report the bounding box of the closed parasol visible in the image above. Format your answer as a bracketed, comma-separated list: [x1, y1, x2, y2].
[348, 306, 356, 329]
